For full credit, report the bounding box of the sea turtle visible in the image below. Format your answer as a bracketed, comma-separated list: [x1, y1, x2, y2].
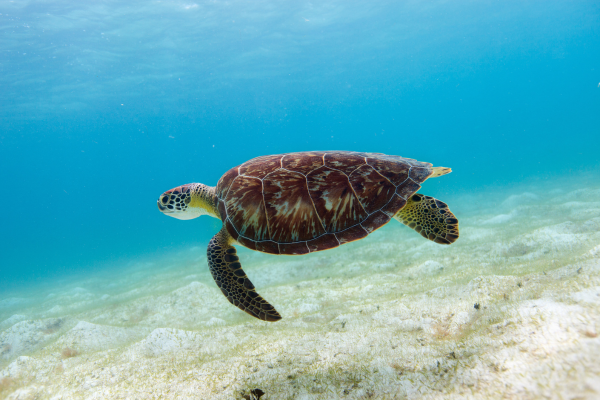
[157, 151, 459, 321]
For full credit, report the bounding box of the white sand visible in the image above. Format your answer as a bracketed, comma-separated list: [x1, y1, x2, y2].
[1, 179, 600, 399]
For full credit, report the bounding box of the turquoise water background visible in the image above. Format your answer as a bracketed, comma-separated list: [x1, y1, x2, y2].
[1, 0, 599, 291]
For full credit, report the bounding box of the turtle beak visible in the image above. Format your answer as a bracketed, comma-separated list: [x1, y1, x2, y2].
[157, 184, 208, 220]
[157, 192, 174, 215]
[157, 201, 168, 212]
[157, 187, 196, 219]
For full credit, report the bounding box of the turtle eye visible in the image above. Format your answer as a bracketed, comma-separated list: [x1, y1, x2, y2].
[161, 196, 169, 204]
[184, 196, 191, 205]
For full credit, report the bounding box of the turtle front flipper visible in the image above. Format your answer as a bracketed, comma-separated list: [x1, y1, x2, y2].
[395, 194, 459, 245]
[207, 228, 282, 322]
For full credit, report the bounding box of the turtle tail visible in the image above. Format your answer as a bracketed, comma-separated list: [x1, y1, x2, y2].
[430, 167, 451, 178]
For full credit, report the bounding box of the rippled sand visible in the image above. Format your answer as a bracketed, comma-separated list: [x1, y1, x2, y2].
[1, 177, 600, 399]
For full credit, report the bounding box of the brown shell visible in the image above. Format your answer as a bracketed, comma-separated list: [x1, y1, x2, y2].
[215, 151, 433, 255]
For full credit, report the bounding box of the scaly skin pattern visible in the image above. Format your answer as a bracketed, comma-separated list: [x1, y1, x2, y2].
[158, 183, 218, 219]
[395, 194, 459, 244]
[207, 228, 281, 321]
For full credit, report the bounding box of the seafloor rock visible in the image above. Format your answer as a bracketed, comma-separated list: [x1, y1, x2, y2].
[1, 181, 600, 399]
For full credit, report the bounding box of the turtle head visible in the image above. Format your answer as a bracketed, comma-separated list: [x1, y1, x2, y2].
[157, 183, 219, 220]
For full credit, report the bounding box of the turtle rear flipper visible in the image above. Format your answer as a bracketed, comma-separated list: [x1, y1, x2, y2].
[207, 228, 282, 322]
[395, 194, 459, 245]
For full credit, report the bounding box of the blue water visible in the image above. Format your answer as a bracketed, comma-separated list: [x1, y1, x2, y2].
[1, 0, 599, 292]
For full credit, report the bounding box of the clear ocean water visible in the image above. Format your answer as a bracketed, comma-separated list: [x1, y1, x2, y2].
[2, 0, 598, 291]
[1, 2, 600, 398]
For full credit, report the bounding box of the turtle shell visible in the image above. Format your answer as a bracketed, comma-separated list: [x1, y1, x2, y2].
[215, 151, 434, 255]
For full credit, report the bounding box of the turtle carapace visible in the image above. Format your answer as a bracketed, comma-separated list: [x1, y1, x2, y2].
[157, 151, 459, 321]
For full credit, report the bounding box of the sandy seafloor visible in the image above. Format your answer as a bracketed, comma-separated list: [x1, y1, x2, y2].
[1, 174, 600, 400]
